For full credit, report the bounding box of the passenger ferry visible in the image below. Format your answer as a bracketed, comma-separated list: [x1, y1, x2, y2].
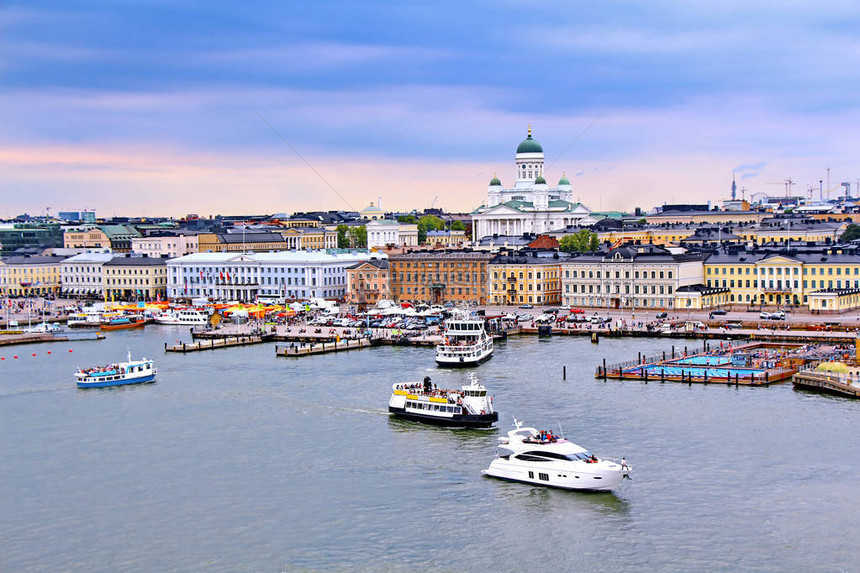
[388, 374, 498, 428]
[482, 419, 631, 491]
[155, 308, 209, 326]
[435, 311, 493, 367]
[67, 307, 105, 327]
[75, 351, 157, 389]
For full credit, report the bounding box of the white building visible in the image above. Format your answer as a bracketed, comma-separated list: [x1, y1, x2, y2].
[166, 250, 385, 302]
[60, 251, 115, 297]
[471, 127, 594, 241]
[365, 220, 419, 249]
[560, 244, 706, 310]
[132, 232, 199, 258]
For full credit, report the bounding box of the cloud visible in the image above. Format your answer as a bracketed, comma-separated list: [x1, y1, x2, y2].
[733, 161, 768, 180]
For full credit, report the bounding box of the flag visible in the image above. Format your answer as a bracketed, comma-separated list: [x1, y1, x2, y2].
[219, 271, 224, 281]
[226, 271, 231, 281]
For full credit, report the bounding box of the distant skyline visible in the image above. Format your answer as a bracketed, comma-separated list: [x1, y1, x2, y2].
[3, 1, 860, 218]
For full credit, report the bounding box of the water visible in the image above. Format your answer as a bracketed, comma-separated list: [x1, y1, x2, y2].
[1, 328, 858, 572]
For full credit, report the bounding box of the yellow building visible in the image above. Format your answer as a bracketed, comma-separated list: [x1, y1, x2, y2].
[807, 288, 860, 312]
[64, 227, 111, 250]
[705, 249, 860, 308]
[488, 250, 565, 306]
[0, 255, 66, 296]
[102, 255, 168, 301]
[197, 232, 289, 253]
[280, 227, 338, 250]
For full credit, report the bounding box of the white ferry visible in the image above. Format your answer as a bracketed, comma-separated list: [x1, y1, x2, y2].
[75, 351, 157, 389]
[482, 419, 631, 491]
[155, 308, 209, 326]
[435, 311, 493, 367]
[67, 307, 105, 327]
[388, 374, 498, 428]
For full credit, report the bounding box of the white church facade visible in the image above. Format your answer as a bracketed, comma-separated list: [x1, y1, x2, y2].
[471, 128, 594, 241]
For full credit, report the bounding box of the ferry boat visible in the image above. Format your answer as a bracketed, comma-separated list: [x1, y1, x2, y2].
[155, 308, 209, 326]
[67, 307, 105, 328]
[75, 351, 157, 389]
[388, 374, 498, 428]
[482, 419, 631, 491]
[435, 311, 493, 367]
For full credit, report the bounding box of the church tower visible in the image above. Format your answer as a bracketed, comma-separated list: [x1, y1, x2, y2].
[514, 125, 544, 189]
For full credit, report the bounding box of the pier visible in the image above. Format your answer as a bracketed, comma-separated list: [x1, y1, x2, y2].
[165, 335, 269, 353]
[793, 370, 860, 399]
[276, 338, 374, 357]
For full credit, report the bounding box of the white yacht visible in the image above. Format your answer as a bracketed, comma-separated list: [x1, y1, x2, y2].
[435, 311, 493, 367]
[67, 306, 106, 327]
[388, 374, 498, 428]
[482, 419, 630, 491]
[155, 308, 209, 326]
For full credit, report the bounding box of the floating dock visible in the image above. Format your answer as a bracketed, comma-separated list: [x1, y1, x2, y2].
[275, 338, 374, 357]
[792, 370, 860, 398]
[165, 335, 269, 353]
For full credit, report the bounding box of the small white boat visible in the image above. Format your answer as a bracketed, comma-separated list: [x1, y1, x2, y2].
[24, 322, 61, 333]
[435, 311, 493, 367]
[388, 373, 498, 428]
[75, 351, 157, 389]
[482, 419, 630, 491]
[155, 308, 209, 325]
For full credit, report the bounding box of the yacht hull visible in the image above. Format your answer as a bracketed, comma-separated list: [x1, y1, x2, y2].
[482, 460, 624, 492]
[435, 348, 493, 368]
[389, 407, 498, 428]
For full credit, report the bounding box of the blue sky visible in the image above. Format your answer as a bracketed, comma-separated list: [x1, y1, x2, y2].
[3, 1, 860, 216]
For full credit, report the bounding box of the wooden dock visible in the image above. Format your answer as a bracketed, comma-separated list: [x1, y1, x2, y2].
[275, 338, 374, 357]
[165, 335, 268, 353]
[792, 371, 860, 398]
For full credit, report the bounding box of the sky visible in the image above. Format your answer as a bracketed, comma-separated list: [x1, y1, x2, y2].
[2, 0, 860, 218]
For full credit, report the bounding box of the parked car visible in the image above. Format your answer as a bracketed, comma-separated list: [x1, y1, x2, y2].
[770, 310, 786, 320]
[710, 309, 728, 316]
[569, 308, 585, 314]
[759, 311, 772, 319]
[656, 311, 668, 319]
[519, 303, 534, 309]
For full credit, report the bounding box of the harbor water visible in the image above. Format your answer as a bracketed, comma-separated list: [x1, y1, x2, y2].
[1, 327, 858, 572]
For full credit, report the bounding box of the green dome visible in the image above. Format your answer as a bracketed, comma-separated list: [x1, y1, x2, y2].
[516, 134, 543, 154]
[559, 174, 570, 185]
[490, 175, 502, 186]
[535, 175, 547, 184]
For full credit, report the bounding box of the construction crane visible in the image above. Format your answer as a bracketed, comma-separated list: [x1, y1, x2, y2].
[765, 178, 796, 197]
[429, 196, 438, 209]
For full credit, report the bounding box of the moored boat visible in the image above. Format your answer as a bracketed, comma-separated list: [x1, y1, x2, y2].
[435, 311, 493, 367]
[75, 351, 157, 389]
[155, 308, 209, 325]
[100, 315, 147, 330]
[482, 419, 630, 491]
[388, 373, 498, 428]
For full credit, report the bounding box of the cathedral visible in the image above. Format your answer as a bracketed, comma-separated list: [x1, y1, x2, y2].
[471, 127, 593, 240]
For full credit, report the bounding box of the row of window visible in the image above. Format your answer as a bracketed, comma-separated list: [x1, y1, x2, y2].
[708, 266, 858, 276]
[564, 284, 673, 295]
[707, 279, 859, 290]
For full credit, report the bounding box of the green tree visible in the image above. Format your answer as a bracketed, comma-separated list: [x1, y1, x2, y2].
[336, 224, 349, 249]
[559, 229, 599, 253]
[450, 220, 466, 231]
[840, 223, 860, 243]
[417, 215, 445, 244]
[397, 214, 418, 224]
[347, 226, 367, 248]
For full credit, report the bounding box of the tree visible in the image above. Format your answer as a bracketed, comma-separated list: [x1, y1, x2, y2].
[450, 220, 466, 231]
[840, 223, 860, 243]
[417, 215, 445, 244]
[347, 226, 367, 248]
[397, 214, 418, 224]
[559, 229, 599, 253]
[336, 225, 349, 249]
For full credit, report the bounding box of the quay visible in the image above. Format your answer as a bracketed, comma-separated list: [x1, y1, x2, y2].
[165, 335, 270, 353]
[0, 331, 104, 347]
[793, 370, 860, 399]
[523, 324, 858, 344]
[275, 338, 375, 357]
[595, 342, 821, 386]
